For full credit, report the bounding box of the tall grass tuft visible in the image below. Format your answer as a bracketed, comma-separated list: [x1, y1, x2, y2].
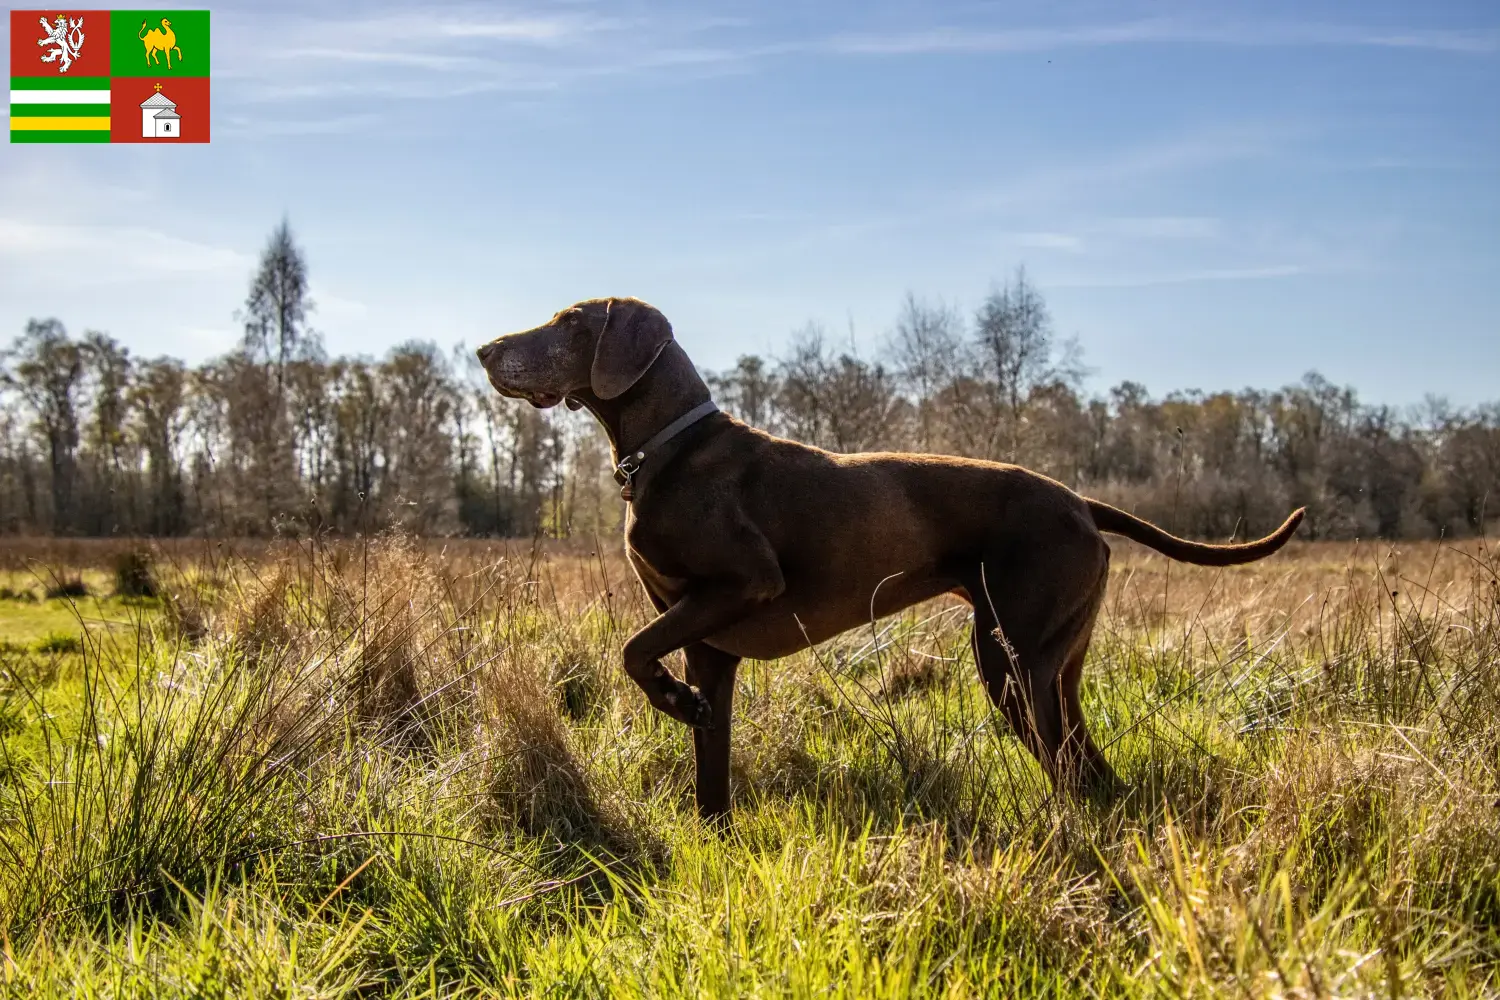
[42, 576, 90, 600]
[111, 548, 160, 599]
[0, 636, 346, 940]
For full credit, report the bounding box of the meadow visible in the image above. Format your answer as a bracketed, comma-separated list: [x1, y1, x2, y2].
[0, 531, 1497, 997]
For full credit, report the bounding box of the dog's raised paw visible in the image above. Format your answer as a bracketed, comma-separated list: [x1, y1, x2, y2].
[661, 684, 714, 729]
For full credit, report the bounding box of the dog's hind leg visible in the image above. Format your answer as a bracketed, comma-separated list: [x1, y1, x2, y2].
[684, 643, 740, 822]
[964, 551, 1116, 800]
[967, 587, 1064, 782]
[1054, 569, 1119, 799]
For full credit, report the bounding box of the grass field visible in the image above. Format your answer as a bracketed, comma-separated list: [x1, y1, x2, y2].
[1, 532, 1497, 997]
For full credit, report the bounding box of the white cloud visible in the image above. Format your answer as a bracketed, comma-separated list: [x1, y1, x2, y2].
[1096, 216, 1222, 240]
[235, 77, 557, 101]
[210, 5, 639, 101]
[823, 19, 1499, 57]
[312, 287, 369, 320]
[180, 327, 240, 353]
[216, 112, 384, 136]
[1051, 264, 1309, 289]
[267, 47, 494, 70]
[0, 218, 251, 277]
[434, 16, 624, 42]
[1014, 231, 1085, 251]
[826, 20, 1176, 56]
[960, 124, 1292, 218]
[1285, 25, 1499, 53]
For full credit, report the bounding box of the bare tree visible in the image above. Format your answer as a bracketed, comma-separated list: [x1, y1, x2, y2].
[227, 219, 320, 533]
[707, 354, 780, 432]
[330, 358, 383, 532]
[131, 357, 188, 534]
[973, 267, 1085, 461]
[379, 341, 459, 533]
[888, 292, 964, 452]
[240, 218, 318, 395]
[3, 319, 85, 531]
[79, 331, 133, 533]
[774, 324, 903, 454]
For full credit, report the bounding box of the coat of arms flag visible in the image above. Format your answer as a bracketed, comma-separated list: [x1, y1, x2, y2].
[9, 8, 211, 143]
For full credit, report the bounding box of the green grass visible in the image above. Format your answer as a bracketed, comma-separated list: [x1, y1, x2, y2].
[0, 593, 154, 656]
[0, 537, 1497, 996]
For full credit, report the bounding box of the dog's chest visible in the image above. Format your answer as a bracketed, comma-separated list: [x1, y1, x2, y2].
[626, 546, 690, 604]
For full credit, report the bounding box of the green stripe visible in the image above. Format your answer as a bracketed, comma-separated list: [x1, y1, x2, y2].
[9, 130, 112, 143]
[10, 104, 111, 117]
[10, 76, 111, 90]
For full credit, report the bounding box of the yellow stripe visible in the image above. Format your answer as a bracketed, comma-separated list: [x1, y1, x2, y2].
[10, 116, 111, 131]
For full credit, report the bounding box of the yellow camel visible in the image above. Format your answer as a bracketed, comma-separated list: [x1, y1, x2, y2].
[138, 18, 182, 69]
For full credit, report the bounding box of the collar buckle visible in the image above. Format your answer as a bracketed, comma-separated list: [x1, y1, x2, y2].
[613, 451, 644, 500]
[610, 400, 719, 504]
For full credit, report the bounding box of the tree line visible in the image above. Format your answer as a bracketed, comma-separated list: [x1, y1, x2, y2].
[2, 222, 1497, 541]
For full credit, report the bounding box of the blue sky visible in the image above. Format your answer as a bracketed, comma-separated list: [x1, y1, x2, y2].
[3, 0, 1497, 405]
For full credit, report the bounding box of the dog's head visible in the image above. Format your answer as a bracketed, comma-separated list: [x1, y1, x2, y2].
[476, 297, 674, 409]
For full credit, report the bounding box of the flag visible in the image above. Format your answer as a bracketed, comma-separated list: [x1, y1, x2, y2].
[9, 8, 210, 143]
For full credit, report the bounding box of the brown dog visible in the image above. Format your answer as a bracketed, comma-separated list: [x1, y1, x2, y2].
[477, 297, 1303, 818]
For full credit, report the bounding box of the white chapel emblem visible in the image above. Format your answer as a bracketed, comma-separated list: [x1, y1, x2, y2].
[141, 85, 182, 138]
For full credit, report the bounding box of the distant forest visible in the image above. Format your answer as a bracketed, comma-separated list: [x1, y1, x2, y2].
[3, 222, 1497, 541]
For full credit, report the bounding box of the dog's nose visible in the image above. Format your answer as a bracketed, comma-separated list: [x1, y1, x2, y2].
[476, 341, 497, 363]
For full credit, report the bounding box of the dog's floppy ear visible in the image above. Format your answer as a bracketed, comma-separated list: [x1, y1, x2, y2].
[590, 298, 673, 400]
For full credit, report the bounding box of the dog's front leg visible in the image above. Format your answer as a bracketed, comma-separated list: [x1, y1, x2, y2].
[623, 576, 781, 729]
[684, 643, 740, 821]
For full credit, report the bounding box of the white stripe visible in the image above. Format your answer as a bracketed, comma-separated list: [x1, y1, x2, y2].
[10, 90, 111, 105]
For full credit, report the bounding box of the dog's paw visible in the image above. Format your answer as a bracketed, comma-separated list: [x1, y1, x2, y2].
[661, 683, 714, 729]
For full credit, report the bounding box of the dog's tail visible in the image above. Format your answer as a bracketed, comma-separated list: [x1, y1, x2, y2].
[1086, 500, 1305, 567]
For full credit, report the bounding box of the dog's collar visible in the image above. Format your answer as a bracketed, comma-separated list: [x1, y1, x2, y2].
[613, 399, 719, 502]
